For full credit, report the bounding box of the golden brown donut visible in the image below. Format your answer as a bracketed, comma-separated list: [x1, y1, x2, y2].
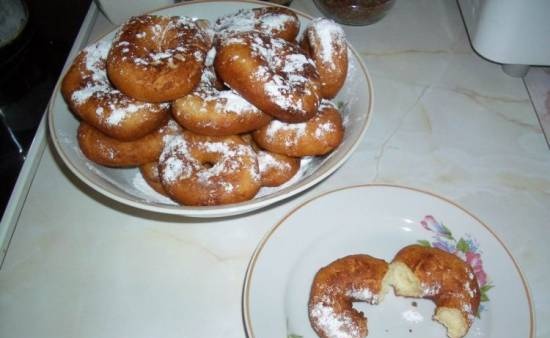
[139, 162, 168, 196]
[158, 131, 261, 206]
[106, 15, 211, 103]
[308, 254, 391, 338]
[215, 31, 321, 123]
[61, 40, 170, 141]
[300, 18, 348, 99]
[388, 244, 481, 338]
[172, 67, 272, 136]
[214, 7, 300, 42]
[77, 119, 180, 167]
[252, 100, 344, 157]
[241, 134, 300, 187]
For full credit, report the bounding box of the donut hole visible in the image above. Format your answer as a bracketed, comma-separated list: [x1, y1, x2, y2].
[202, 162, 215, 169]
[193, 151, 223, 171]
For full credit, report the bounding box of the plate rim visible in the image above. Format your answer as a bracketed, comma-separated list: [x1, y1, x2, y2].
[242, 183, 535, 338]
[46, 0, 375, 218]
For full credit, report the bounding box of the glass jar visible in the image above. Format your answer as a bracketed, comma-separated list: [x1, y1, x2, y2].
[313, 0, 395, 26]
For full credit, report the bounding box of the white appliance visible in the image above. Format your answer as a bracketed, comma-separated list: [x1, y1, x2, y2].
[458, 0, 550, 77]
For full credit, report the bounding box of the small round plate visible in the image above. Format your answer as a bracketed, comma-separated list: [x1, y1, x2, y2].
[47, 0, 374, 217]
[243, 185, 534, 338]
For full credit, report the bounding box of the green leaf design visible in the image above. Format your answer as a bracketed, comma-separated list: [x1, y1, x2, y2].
[480, 292, 489, 302]
[417, 239, 432, 247]
[456, 238, 470, 253]
[480, 284, 494, 292]
[441, 223, 455, 240]
[480, 284, 493, 302]
[287, 334, 303, 338]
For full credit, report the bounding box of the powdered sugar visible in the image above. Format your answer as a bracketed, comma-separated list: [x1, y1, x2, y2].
[214, 8, 297, 39]
[112, 15, 208, 70]
[310, 301, 362, 338]
[193, 68, 263, 117]
[265, 119, 307, 147]
[159, 134, 260, 188]
[346, 287, 379, 304]
[308, 18, 346, 70]
[421, 282, 442, 297]
[402, 309, 424, 323]
[258, 151, 290, 172]
[70, 41, 168, 127]
[159, 135, 196, 183]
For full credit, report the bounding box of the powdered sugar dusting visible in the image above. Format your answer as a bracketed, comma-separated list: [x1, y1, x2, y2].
[308, 18, 346, 70]
[402, 309, 424, 323]
[112, 15, 208, 70]
[159, 135, 196, 183]
[159, 134, 260, 188]
[346, 287, 379, 304]
[245, 33, 317, 114]
[70, 40, 168, 126]
[421, 282, 441, 297]
[214, 8, 297, 39]
[265, 119, 307, 147]
[192, 68, 264, 117]
[258, 151, 290, 173]
[310, 301, 362, 338]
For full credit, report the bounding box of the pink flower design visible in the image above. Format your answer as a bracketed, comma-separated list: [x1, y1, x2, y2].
[420, 215, 453, 239]
[466, 251, 487, 286]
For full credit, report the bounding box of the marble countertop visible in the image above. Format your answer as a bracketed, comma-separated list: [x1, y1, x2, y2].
[1, 1, 549, 338]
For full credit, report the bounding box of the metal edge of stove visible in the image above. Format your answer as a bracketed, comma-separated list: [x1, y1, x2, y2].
[0, 2, 100, 266]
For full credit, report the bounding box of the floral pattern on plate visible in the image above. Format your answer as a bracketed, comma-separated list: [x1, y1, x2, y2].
[417, 215, 493, 316]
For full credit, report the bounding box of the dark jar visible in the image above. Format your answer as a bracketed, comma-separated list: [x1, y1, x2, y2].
[313, 0, 395, 26]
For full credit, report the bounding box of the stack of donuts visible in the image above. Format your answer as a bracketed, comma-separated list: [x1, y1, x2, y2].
[61, 7, 350, 206]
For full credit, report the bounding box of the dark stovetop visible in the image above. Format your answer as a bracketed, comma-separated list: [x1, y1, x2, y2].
[1, 0, 91, 219]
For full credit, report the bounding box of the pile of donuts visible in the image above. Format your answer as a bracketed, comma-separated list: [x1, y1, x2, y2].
[61, 7, 349, 206]
[308, 244, 481, 338]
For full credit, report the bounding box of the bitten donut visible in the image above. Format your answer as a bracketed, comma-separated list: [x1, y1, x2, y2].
[106, 15, 211, 102]
[388, 244, 481, 338]
[77, 119, 180, 167]
[252, 100, 344, 157]
[172, 66, 272, 136]
[242, 134, 300, 187]
[158, 131, 261, 206]
[215, 31, 321, 123]
[139, 162, 168, 196]
[61, 40, 170, 141]
[301, 18, 348, 99]
[308, 254, 391, 338]
[214, 6, 300, 42]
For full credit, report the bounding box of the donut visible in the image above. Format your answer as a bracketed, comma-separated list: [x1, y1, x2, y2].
[300, 18, 348, 99]
[139, 162, 168, 196]
[61, 40, 170, 141]
[77, 119, 180, 167]
[214, 7, 300, 42]
[308, 254, 391, 338]
[172, 66, 272, 136]
[158, 131, 261, 206]
[252, 100, 344, 157]
[242, 134, 300, 187]
[106, 15, 211, 103]
[388, 244, 481, 338]
[215, 31, 321, 123]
